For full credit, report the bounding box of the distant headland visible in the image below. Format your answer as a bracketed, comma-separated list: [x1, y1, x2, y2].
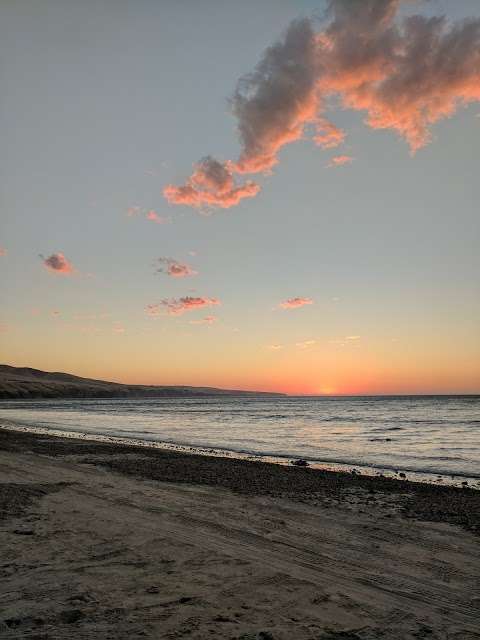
[0, 365, 285, 400]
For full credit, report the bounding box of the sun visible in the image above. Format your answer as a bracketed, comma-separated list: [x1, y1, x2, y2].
[318, 386, 337, 396]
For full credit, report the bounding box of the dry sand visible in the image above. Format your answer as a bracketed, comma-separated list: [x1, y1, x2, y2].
[1, 427, 479, 639]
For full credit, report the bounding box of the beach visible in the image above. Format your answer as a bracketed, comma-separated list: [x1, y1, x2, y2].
[1, 426, 479, 639]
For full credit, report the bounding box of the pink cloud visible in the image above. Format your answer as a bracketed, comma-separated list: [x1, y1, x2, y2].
[164, 156, 260, 210]
[113, 322, 125, 334]
[279, 297, 314, 310]
[165, 3, 480, 208]
[328, 154, 353, 167]
[314, 118, 346, 149]
[42, 253, 74, 275]
[146, 297, 220, 317]
[146, 210, 170, 224]
[157, 258, 197, 278]
[0, 247, 6, 257]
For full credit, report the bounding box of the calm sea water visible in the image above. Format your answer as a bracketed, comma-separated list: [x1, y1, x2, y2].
[0, 396, 479, 484]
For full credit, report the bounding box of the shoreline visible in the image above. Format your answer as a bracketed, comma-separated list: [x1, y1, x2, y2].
[1, 418, 479, 490]
[1, 423, 479, 536]
[1, 424, 480, 638]
[1, 424, 479, 638]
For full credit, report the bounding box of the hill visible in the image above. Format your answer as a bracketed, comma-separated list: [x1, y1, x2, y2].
[0, 365, 284, 399]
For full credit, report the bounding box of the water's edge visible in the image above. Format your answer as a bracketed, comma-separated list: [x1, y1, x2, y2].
[2, 418, 478, 490]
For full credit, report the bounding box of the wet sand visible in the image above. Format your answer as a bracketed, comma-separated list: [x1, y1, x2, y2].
[1, 426, 479, 639]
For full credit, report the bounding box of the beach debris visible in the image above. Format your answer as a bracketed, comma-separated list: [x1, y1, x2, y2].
[291, 459, 309, 467]
[399, 473, 406, 479]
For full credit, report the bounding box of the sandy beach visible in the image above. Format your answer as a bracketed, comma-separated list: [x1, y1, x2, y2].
[1, 426, 479, 639]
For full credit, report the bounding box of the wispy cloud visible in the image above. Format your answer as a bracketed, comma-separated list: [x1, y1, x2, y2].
[113, 322, 125, 334]
[41, 253, 74, 275]
[267, 343, 283, 350]
[165, 2, 480, 209]
[296, 339, 316, 349]
[127, 206, 170, 224]
[0, 247, 7, 257]
[156, 258, 197, 278]
[279, 297, 314, 310]
[189, 315, 217, 325]
[146, 210, 170, 224]
[146, 297, 220, 317]
[328, 155, 353, 167]
[330, 335, 361, 347]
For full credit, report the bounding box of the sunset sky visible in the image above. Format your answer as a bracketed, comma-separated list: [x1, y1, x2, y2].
[1, 0, 479, 395]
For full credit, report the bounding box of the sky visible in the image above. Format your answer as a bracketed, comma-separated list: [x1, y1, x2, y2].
[1, 0, 479, 395]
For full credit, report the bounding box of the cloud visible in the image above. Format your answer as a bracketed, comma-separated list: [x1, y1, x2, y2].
[232, 19, 320, 175]
[296, 339, 316, 349]
[127, 206, 170, 223]
[320, 0, 480, 152]
[329, 335, 360, 347]
[267, 343, 283, 350]
[146, 210, 170, 224]
[328, 154, 353, 167]
[145, 304, 162, 317]
[113, 322, 125, 334]
[165, 2, 480, 208]
[163, 156, 260, 210]
[189, 315, 217, 325]
[42, 253, 74, 275]
[51, 310, 60, 318]
[157, 258, 197, 278]
[127, 206, 141, 217]
[146, 297, 220, 317]
[279, 297, 313, 309]
[0, 247, 6, 257]
[314, 117, 346, 149]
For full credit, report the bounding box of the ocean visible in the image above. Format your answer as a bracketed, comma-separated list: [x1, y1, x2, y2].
[1, 395, 479, 487]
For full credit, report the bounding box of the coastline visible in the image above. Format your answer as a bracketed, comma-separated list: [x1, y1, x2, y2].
[1, 424, 480, 638]
[1, 423, 479, 534]
[1, 418, 479, 490]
